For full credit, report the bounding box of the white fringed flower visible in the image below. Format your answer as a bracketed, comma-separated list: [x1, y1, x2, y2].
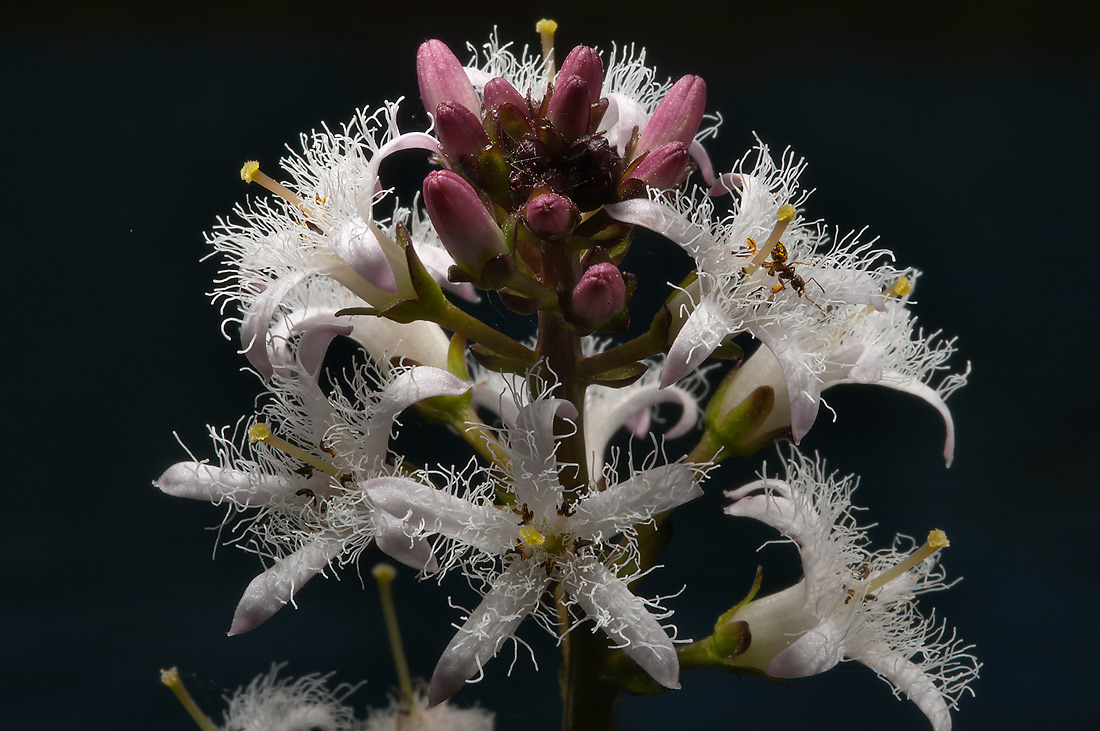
[209, 102, 473, 380]
[605, 141, 935, 443]
[364, 381, 703, 703]
[724, 451, 979, 730]
[714, 269, 969, 462]
[156, 336, 469, 634]
[219, 663, 362, 731]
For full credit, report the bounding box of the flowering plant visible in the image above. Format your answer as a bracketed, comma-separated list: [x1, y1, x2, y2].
[157, 21, 976, 730]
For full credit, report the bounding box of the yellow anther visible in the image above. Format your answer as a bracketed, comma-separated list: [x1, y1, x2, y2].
[863, 529, 951, 595]
[520, 526, 546, 547]
[887, 275, 912, 299]
[777, 205, 796, 222]
[240, 160, 259, 182]
[248, 422, 272, 443]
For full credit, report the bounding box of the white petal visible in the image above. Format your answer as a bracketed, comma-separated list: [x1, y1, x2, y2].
[155, 462, 295, 506]
[584, 382, 699, 477]
[599, 93, 647, 154]
[374, 510, 440, 573]
[365, 476, 517, 555]
[507, 398, 571, 518]
[604, 198, 708, 254]
[688, 138, 717, 186]
[365, 132, 442, 189]
[241, 270, 310, 380]
[765, 617, 845, 678]
[572, 464, 702, 540]
[862, 650, 953, 731]
[348, 317, 451, 370]
[228, 538, 342, 635]
[753, 325, 820, 442]
[874, 372, 957, 467]
[663, 301, 729, 388]
[559, 558, 679, 690]
[362, 367, 471, 456]
[429, 559, 548, 705]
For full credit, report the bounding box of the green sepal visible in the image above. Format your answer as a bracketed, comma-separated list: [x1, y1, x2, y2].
[703, 384, 776, 456]
[498, 290, 539, 315]
[710, 339, 744, 361]
[447, 333, 470, 379]
[496, 103, 532, 150]
[478, 146, 512, 203]
[601, 651, 672, 696]
[478, 253, 518, 290]
[712, 566, 763, 658]
[583, 360, 648, 389]
[399, 223, 447, 308]
[469, 343, 535, 375]
[334, 306, 381, 318]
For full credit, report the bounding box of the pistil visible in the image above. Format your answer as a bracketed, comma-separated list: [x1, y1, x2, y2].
[537, 19, 558, 80]
[372, 564, 416, 710]
[240, 160, 305, 208]
[160, 667, 218, 731]
[248, 423, 346, 480]
[743, 205, 796, 275]
[863, 529, 950, 595]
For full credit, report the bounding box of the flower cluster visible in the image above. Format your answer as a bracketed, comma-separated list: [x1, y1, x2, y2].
[158, 22, 974, 730]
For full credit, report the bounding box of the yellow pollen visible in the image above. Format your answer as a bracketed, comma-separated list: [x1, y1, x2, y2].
[248, 422, 346, 480]
[520, 526, 546, 547]
[863, 529, 951, 595]
[887, 275, 912, 299]
[777, 205, 795, 221]
[240, 160, 259, 182]
[248, 422, 271, 442]
[537, 19, 558, 79]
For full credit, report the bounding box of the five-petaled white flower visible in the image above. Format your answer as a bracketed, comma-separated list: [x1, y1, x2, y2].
[724, 450, 979, 730]
[364, 382, 704, 703]
[217, 663, 363, 731]
[156, 331, 470, 635]
[606, 142, 907, 441]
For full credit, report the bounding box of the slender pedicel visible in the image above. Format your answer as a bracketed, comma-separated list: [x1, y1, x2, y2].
[373, 563, 416, 708]
[160, 667, 219, 731]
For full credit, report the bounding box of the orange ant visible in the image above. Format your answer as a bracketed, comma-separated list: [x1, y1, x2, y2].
[743, 238, 825, 309]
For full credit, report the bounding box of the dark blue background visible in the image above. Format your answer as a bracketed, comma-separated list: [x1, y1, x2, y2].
[4, 2, 1096, 728]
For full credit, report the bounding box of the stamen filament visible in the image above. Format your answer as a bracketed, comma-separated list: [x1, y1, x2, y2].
[240, 161, 306, 208]
[743, 205, 796, 275]
[537, 19, 558, 80]
[863, 529, 950, 595]
[248, 423, 345, 480]
[372, 563, 415, 707]
[160, 667, 219, 731]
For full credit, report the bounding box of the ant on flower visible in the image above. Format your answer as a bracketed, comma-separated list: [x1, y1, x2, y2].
[742, 237, 824, 309]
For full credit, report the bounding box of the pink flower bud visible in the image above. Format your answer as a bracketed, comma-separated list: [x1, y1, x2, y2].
[547, 75, 592, 140]
[525, 193, 577, 238]
[435, 100, 490, 163]
[635, 75, 707, 157]
[572, 262, 626, 327]
[625, 141, 690, 190]
[555, 45, 603, 106]
[423, 170, 507, 277]
[417, 40, 481, 117]
[484, 77, 529, 118]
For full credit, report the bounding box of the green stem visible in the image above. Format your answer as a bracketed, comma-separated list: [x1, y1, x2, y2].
[561, 615, 621, 731]
[577, 319, 665, 378]
[434, 299, 535, 363]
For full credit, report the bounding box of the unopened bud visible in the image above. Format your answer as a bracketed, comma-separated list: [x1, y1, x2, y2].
[422, 170, 508, 278]
[624, 141, 690, 191]
[547, 75, 592, 140]
[435, 100, 491, 164]
[555, 45, 603, 106]
[417, 39, 481, 117]
[525, 192, 577, 238]
[635, 75, 707, 157]
[571, 262, 626, 327]
[484, 77, 529, 118]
